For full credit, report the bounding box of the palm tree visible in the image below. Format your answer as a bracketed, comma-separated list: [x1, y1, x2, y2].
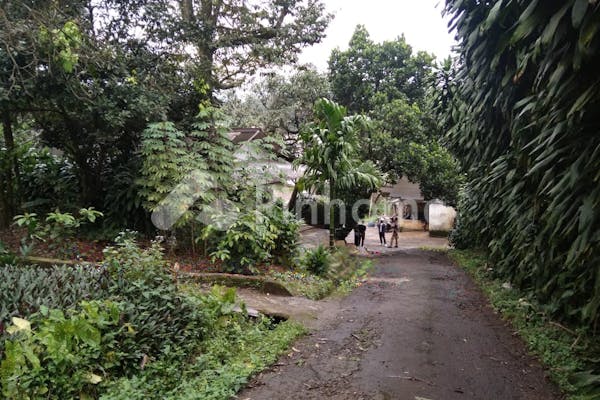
[297, 98, 382, 247]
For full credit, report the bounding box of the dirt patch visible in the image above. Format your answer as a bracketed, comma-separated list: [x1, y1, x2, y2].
[239, 250, 562, 400]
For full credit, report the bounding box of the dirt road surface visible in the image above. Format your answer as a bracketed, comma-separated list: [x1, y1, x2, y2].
[239, 250, 562, 400]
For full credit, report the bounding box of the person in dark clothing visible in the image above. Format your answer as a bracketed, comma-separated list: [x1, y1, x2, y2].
[354, 224, 361, 246]
[377, 217, 387, 246]
[357, 221, 367, 247]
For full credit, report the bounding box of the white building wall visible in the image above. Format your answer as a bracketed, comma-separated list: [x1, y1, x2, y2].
[428, 203, 457, 232]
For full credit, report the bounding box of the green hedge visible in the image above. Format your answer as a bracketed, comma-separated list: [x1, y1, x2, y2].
[443, 0, 600, 327]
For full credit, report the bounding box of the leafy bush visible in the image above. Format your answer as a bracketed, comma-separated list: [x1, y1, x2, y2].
[0, 265, 110, 343]
[45, 208, 103, 243]
[327, 248, 372, 290]
[0, 234, 210, 398]
[0, 229, 307, 399]
[266, 201, 302, 266]
[101, 287, 305, 400]
[211, 203, 301, 274]
[1, 301, 123, 399]
[12, 208, 104, 257]
[300, 245, 331, 276]
[12, 212, 43, 256]
[16, 144, 79, 215]
[102, 158, 151, 233]
[102, 231, 166, 281]
[102, 232, 207, 364]
[0, 241, 17, 266]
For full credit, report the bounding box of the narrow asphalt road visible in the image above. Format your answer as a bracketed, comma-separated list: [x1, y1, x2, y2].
[239, 250, 562, 400]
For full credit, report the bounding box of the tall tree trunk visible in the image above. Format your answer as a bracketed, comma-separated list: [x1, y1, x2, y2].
[0, 190, 9, 229]
[181, 0, 194, 22]
[329, 179, 335, 248]
[1, 110, 18, 228]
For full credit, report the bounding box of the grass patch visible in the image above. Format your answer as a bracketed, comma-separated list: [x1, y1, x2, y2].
[448, 249, 600, 400]
[268, 247, 374, 300]
[102, 311, 305, 399]
[269, 271, 333, 300]
[419, 246, 448, 252]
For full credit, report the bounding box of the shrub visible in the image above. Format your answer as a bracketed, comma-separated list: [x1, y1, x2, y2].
[300, 245, 331, 276]
[0, 234, 210, 398]
[102, 231, 166, 282]
[0, 241, 16, 266]
[327, 247, 372, 286]
[266, 201, 302, 266]
[100, 288, 305, 400]
[0, 264, 111, 345]
[103, 233, 207, 365]
[1, 300, 123, 399]
[12, 208, 104, 257]
[17, 144, 79, 215]
[211, 203, 301, 274]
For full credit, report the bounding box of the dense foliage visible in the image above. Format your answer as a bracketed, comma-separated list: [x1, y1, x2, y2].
[298, 98, 382, 246]
[211, 202, 301, 274]
[328, 26, 463, 204]
[329, 25, 434, 113]
[0, 0, 331, 229]
[222, 67, 332, 159]
[442, 1, 600, 329]
[0, 265, 109, 342]
[300, 245, 331, 276]
[0, 236, 303, 398]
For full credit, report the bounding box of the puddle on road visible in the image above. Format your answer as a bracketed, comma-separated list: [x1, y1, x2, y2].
[365, 277, 411, 286]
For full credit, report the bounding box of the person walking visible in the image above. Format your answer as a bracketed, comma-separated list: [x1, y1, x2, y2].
[390, 215, 399, 248]
[377, 217, 387, 246]
[357, 220, 367, 247]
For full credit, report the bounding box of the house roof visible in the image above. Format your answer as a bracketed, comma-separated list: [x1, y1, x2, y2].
[227, 127, 265, 144]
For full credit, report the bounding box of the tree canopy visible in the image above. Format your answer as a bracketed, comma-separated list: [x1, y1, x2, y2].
[0, 0, 331, 227]
[222, 66, 331, 158]
[327, 25, 462, 205]
[329, 25, 435, 113]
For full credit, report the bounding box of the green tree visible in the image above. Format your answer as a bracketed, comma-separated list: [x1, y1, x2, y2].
[328, 25, 435, 113]
[0, 1, 179, 214]
[367, 97, 463, 205]
[175, 0, 331, 96]
[327, 25, 461, 204]
[298, 99, 382, 247]
[223, 66, 331, 158]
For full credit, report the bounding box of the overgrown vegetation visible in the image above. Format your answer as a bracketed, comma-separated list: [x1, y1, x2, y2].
[441, 1, 600, 390]
[0, 0, 331, 228]
[442, 0, 600, 327]
[211, 202, 302, 274]
[0, 237, 305, 399]
[449, 249, 600, 399]
[271, 246, 373, 300]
